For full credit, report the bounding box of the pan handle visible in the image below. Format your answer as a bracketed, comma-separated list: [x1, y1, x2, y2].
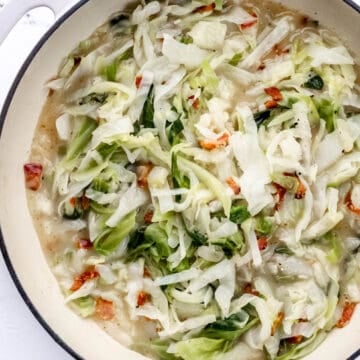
[0, 0, 74, 44]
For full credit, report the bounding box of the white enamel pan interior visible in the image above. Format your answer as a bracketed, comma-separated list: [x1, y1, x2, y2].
[0, 0, 360, 359]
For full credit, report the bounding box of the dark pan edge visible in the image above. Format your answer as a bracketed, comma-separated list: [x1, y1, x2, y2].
[0, 0, 360, 360]
[343, 0, 360, 13]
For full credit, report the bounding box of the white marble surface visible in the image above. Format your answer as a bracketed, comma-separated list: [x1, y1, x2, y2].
[0, 1, 360, 360]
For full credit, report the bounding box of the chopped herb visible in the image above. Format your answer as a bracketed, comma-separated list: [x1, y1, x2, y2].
[304, 75, 324, 90]
[200, 310, 259, 341]
[210, 232, 244, 258]
[168, 116, 184, 145]
[187, 229, 207, 246]
[254, 110, 271, 127]
[179, 35, 193, 44]
[140, 85, 155, 128]
[228, 53, 243, 66]
[274, 246, 294, 255]
[230, 204, 251, 224]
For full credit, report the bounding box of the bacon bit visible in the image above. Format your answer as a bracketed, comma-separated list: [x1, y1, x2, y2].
[95, 298, 115, 321]
[135, 75, 142, 89]
[264, 87, 283, 102]
[301, 16, 309, 26]
[188, 95, 200, 110]
[137, 291, 151, 307]
[273, 182, 287, 211]
[24, 163, 43, 191]
[288, 335, 303, 344]
[199, 133, 229, 151]
[283, 172, 306, 200]
[265, 99, 278, 109]
[76, 238, 93, 250]
[240, 12, 257, 30]
[336, 302, 357, 328]
[243, 283, 260, 296]
[81, 195, 90, 210]
[70, 266, 99, 292]
[271, 312, 284, 336]
[143, 267, 151, 278]
[144, 210, 154, 224]
[193, 3, 215, 13]
[240, 19, 257, 30]
[345, 191, 360, 216]
[136, 163, 153, 188]
[273, 44, 290, 56]
[295, 179, 306, 200]
[258, 64, 266, 71]
[226, 177, 241, 195]
[70, 197, 77, 206]
[192, 98, 200, 109]
[257, 237, 268, 251]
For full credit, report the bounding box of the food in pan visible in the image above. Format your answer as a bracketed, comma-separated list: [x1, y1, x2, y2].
[25, 0, 360, 359]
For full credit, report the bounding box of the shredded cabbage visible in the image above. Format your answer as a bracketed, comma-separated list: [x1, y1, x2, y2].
[30, 2, 360, 360]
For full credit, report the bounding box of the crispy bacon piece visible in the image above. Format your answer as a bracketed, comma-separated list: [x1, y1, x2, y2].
[273, 182, 287, 211]
[199, 133, 229, 151]
[193, 3, 215, 13]
[226, 177, 241, 195]
[271, 312, 284, 336]
[144, 209, 154, 224]
[70, 266, 99, 292]
[257, 237, 268, 251]
[345, 191, 360, 216]
[240, 19, 257, 30]
[264, 87, 283, 102]
[188, 95, 200, 110]
[95, 298, 115, 320]
[240, 12, 258, 30]
[143, 267, 151, 278]
[265, 99, 278, 109]
[76, 238, 93, 250]
[288, 335, 303, 344]
[24, 163, 43, 191]
[135, 75, 142, 89]
[243, 283, 260, 296]
[274, 44, 290, 56]
[283, 172, 306, 200]
[264, 87, 283, 109]
[137, 291, 151, 307]
[136, 163, 153, 188]
[294, 179, 306, 200]
[336, 302, 357, 328]
[81, 195, 90, 210]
